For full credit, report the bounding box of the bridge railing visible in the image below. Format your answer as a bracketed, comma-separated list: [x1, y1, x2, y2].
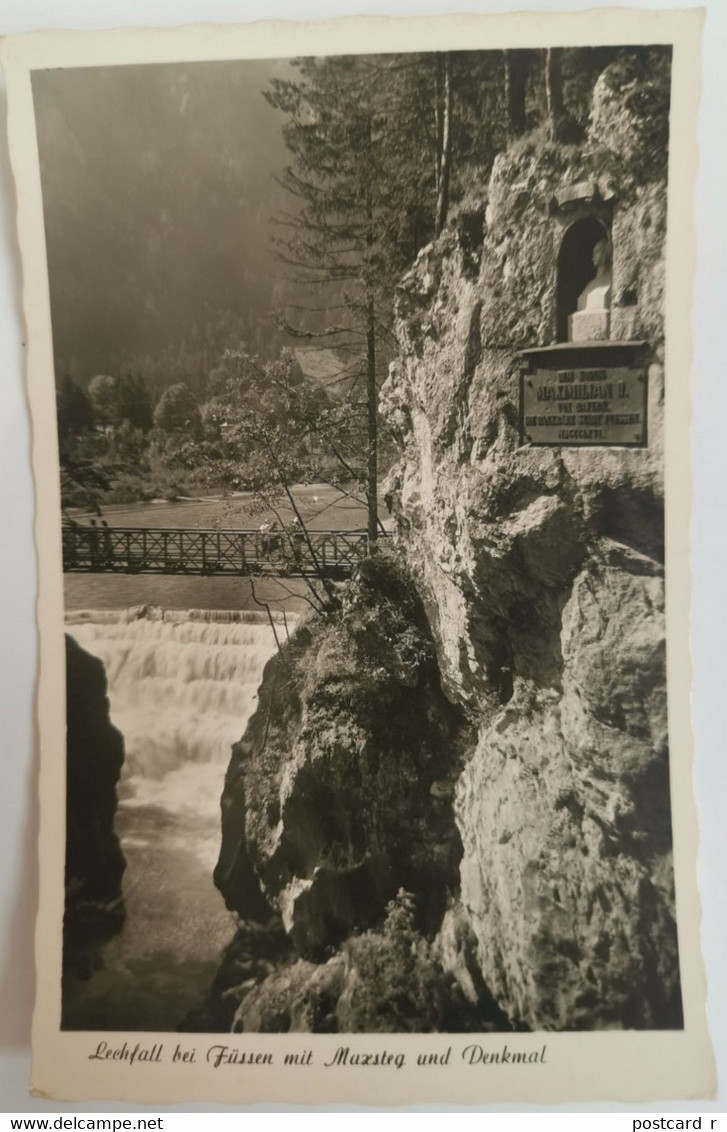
[62, 526, 380, 577]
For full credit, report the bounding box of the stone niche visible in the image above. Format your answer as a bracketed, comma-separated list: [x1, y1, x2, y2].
[518, 183, 651, 448]
[559, 216, 611, 343]
[552, 184, 614, 344]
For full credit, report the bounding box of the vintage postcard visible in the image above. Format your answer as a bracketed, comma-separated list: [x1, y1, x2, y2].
[1, 7, 715, 1106]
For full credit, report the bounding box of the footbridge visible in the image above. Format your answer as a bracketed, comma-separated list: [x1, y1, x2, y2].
[62, 526, 379, 579]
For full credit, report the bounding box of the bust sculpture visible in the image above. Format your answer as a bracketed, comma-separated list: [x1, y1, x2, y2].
[568, 237, 612, 342]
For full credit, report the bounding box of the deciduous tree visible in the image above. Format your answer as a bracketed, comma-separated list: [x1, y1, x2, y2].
[153, 381, 201, 435]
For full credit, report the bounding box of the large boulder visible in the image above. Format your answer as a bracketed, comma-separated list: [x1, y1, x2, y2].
[64, 634, 126, 954]
[215, 557, 473, 962]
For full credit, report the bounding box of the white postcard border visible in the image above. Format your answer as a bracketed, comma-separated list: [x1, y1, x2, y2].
[0, 7, 715, 1106]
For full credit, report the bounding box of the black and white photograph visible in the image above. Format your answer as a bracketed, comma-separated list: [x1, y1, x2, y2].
[0, 7, 716, 1107]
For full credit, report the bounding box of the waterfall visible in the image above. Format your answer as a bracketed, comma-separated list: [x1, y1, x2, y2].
[68, 610, 283, 803]
[62, 607, 287, 1031]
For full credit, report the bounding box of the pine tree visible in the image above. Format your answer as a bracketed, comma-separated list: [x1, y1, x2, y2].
[264, 51, 510, 547]
[57, 375, 94, 440]
[116, 373, 154, 432]
[266, 55, 448, 548]
[505, 49, 529, 139]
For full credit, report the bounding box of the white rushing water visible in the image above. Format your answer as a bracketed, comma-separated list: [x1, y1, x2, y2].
[63, 608, 284, 1031]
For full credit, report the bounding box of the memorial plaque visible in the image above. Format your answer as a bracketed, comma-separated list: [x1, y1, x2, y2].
[521, 366, 647, 446]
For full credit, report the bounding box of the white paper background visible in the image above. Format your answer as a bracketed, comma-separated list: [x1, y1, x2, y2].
[0, 0, 724, 1113]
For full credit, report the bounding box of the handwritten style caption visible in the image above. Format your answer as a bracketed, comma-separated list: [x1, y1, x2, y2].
[88, 1040, 548, 1071]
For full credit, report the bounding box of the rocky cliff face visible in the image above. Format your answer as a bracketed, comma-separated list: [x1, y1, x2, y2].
[216, 557, 472, 956]
[380, 53, 680, 1030]
[64, 634, 126, 959]
[212, 52, 680, 1033]
[210, 558, 503, 1032]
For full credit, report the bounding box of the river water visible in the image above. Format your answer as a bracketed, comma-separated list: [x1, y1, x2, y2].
[62, 609, 284, 1031]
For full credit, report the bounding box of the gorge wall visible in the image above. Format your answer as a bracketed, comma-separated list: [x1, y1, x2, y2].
[211, 51, 681, 1032]
[64, 634, 126, 960]
[380, 51, 680, 1030]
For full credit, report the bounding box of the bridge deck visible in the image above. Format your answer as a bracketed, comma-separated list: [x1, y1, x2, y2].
[62, 526, 375, 578]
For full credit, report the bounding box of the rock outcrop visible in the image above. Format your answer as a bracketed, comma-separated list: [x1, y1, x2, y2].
[210, 557, 513, 1033]
[215, 557, 473, 960]
[64, 634, 126, 958]
[380, 51, 680, 1029]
